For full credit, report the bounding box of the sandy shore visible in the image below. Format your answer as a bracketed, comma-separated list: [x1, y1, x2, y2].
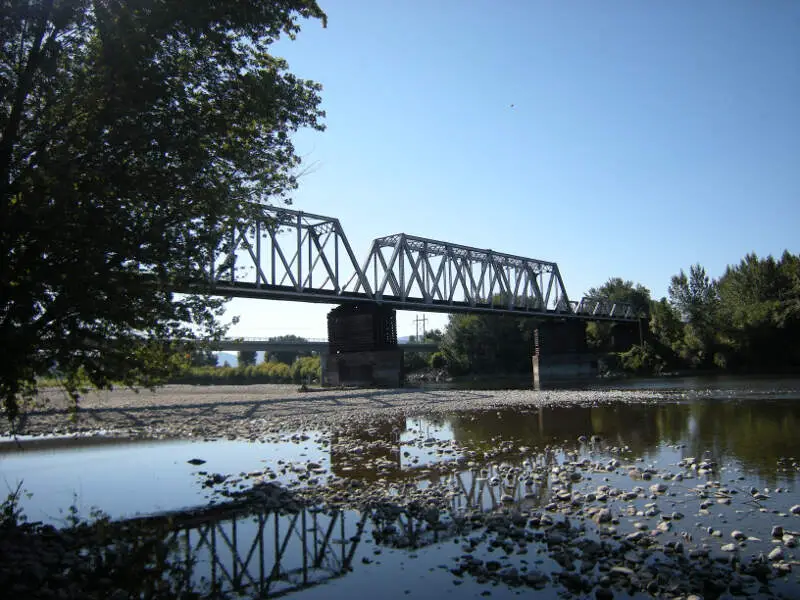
[4, 384, 675, 439]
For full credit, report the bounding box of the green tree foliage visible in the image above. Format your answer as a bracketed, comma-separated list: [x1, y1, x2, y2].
[586, 278, 651, 314]
[423, 328, 444, 342]
[172, 356, 320, 385]
[642, 253, 800, 374]
[1, 1, 326, 418]
[715, 252, 800, 369]
[290, 355, 321, 383]
[266, 334, 311, 365]
[428, 351, 446, 369]
[585, 278, 651, 351]
[238, 350, 257, 367]
[403, 329, 443, 373]
[668, 264, 719, 326]
[439, 253, 800, 378]
[440, 309, 537, 375]
[667, 264, 720, 367]
[189, 349, 218, 368]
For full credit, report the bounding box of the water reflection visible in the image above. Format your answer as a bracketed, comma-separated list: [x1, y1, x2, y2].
[74, 497, 369, 599]
[440, 399, 800, 483]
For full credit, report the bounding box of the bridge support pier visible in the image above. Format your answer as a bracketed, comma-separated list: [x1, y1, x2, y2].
[324, 304, 403, 387]
[532, 321, 597, 389]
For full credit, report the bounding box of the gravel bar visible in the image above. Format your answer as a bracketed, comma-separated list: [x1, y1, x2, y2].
[4, 384, 680, 439]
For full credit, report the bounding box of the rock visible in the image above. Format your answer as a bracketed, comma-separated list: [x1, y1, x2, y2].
[721, 543, 737, 552]
[626, 531, 645, 543]
[187, 458, 206, 465]
[595, 588, 614, 600]
[772, 525, 784, 538]
[768, 547, 784, 561]
[731, 530, 747, 541]
[595, 508, 613, 523]
[790, 504, 800, 515]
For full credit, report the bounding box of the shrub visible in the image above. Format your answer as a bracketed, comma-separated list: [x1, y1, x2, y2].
[428, 351, 446, 369]
[291, 356, 321, 383]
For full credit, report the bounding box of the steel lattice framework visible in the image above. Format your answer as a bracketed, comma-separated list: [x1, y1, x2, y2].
[203, 205, 639, 321]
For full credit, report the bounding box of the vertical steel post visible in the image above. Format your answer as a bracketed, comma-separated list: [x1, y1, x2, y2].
[255, 221, 261, 287]
[334, 234, 340, 292]
[270, 225, 276, 285]
[399, 237, 406, 300]
[308, 227, 313, 288]
[296, 213, 302, 290]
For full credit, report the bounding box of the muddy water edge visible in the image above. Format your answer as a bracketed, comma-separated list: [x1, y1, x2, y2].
[2, 378, 800, 599]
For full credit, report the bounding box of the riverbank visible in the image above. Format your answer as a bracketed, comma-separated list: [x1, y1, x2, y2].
[3, 384, 677, 440]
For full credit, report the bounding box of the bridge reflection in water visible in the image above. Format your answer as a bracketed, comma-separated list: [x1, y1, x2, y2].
[109, 454, 556, 598]
[152, 503, 367, 598]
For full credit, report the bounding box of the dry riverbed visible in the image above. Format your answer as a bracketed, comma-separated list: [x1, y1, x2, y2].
[5, 384, 676, 439]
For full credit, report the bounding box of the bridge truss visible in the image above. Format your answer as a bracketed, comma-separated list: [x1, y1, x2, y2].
[204, 205, 639, 322]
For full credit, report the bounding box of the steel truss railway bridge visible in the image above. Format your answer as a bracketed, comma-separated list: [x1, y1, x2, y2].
[189, 205, 644, 385]
[199, 206, 638, 321]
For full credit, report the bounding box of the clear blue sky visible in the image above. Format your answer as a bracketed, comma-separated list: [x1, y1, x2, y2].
[225, 0, 799, 339]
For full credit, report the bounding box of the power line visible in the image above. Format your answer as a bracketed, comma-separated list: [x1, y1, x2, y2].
[413, 314, 427, 340]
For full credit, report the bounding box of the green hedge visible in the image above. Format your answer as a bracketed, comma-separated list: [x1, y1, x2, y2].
[169, 357, 320, 385]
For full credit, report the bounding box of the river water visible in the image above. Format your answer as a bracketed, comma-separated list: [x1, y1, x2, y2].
[2, 376, 800, 599]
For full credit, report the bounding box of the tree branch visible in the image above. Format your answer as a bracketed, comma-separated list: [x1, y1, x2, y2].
[0, 0, 54, 194]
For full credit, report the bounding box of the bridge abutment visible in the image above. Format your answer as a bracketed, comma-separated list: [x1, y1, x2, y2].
[324, 304, 403, 387]
[532, 320, 597, 388]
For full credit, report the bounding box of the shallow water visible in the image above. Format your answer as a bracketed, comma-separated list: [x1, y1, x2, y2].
[4, 376, 800, 599]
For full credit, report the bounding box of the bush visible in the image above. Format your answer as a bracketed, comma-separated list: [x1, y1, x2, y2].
[618, 343, 664, 374]
[167, 360, 299, 385]
[291, 356, 321, 383]
[428, 351, 446, 369]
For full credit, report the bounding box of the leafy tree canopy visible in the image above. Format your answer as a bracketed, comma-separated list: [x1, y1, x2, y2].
[1, 0, 326, 419]
[440, 306, 537, 375]
[585, 278, 651, 351]
[238, 350, 257, 367]
[586, 277, 651, 315]
[266, 334, 311, 365]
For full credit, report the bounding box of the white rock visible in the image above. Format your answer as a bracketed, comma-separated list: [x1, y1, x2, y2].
[769, 546, 785, 561]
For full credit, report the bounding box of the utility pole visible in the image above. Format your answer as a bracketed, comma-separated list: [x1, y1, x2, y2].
[413, 314, 427, 340]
